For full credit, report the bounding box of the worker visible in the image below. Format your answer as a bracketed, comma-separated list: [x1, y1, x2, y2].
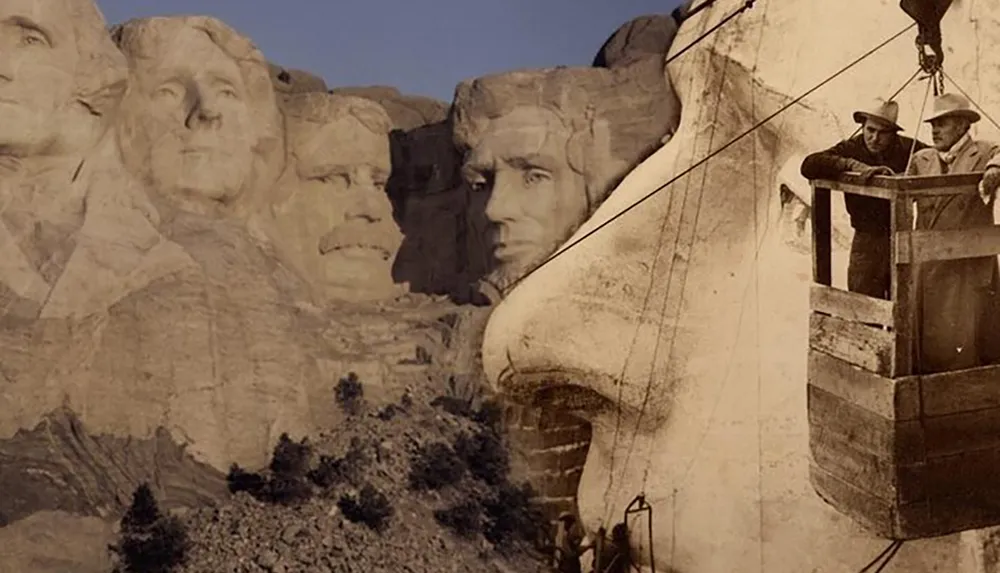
[906, 92, 1000, 374]
[801, 98, 930, 300]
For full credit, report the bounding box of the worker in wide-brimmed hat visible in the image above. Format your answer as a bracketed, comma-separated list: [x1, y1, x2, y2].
[551, 511, 591, 573]
[907, 92, 1000, 375]
[801, 98, 930, 300]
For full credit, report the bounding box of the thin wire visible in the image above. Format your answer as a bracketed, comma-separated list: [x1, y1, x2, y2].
[665, 0, 757, 67]
[905, 71, 934, 175]
[941, 70, 1000, 132]
[507, 22, 917, 293]
[846, 68, 923, 141]
[601, 0, 743, 528]
[858, 539, 905, 573]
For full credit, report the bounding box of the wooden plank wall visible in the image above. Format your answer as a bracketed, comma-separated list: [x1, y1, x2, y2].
[808, 174, 1000, 538]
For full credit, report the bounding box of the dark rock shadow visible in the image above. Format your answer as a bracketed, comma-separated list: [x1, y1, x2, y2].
[0, 407, 226, 528]
[387, 121, 476, 298]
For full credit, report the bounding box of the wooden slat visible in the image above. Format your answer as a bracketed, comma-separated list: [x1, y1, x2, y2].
[901, 447, 1000, 501]
[890, 194, 917, 378]
[897, 492, 1000, 539]
[816, 173, 982, 191]
[812, 185, 832, 285]
[808, 350, 918, 420]
[809, 285, 894, 327]
[809, 313, 894, 376]
[914, 363, 1000, 416]
[895, 226, 1000, 264]
[809, 429, 898, 501]
[807, 385, 925, 463]
[921, 408, 1000, 459]
[809, 463, 899, 539]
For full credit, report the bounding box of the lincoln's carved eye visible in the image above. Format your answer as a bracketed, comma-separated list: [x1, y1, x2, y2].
[524, 168, 551, 186]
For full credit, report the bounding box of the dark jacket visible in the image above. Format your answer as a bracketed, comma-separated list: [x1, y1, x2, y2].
[800, 133, 930, 232]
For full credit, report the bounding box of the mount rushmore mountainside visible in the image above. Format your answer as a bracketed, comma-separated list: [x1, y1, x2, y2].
[0, 1, 684, 572]
[4, 0, 1000, 572]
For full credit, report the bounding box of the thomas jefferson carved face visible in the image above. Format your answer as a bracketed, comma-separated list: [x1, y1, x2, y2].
[0, 0, 79, 156]
[462, 106, 590, 291]
[117, 21, 260, 211]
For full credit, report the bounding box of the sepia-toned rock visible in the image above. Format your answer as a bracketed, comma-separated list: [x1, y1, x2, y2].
[6, 0, 1000, 571]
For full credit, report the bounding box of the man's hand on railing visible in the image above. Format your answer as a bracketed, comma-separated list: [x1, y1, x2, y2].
[857, 165, 895, 182]
[978, 166, 1000, 205]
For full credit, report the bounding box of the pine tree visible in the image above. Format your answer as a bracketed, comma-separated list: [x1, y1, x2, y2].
[122, 482, 161, 533]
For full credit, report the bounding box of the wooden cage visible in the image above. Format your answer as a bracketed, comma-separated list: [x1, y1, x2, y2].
[808, 172, 1000, 540]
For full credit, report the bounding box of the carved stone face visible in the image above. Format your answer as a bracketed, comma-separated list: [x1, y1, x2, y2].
[462, 106, 589, 290]
[478, 1, 1000, 571]
[0, 0, 78, 156]
[119, 23, 256, 208]
[277, 108, 403, 302]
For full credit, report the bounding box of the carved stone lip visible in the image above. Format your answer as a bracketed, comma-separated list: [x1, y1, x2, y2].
[317, 238, 391, 260]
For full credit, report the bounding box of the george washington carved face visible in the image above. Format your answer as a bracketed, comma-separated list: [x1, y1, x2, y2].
[0, 0, 125, 158]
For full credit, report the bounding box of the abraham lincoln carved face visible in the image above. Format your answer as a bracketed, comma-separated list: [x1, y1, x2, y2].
[451, 63, 676, 296]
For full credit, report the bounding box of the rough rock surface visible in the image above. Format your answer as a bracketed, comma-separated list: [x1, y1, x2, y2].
[331, 86, 449, 131]
[268, 61, 329, 94]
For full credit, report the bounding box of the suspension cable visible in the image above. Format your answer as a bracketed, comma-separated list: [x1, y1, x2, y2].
[666, 0, 757, 67]
[506, 22, 916, 293]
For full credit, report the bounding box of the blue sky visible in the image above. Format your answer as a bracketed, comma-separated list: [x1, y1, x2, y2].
[95, 0, 684, 102]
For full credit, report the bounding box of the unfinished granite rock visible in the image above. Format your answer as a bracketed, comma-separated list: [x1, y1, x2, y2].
[268, 61, 328, 94]
[331, 85, 449, 131]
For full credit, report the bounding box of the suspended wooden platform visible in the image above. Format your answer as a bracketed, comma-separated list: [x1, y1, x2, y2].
[808, 172, 1000, 540]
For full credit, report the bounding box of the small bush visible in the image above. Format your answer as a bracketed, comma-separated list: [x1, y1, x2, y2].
[264, 475, 314, 506]
[226, 464, 267, 497]
[430, 395, 474, 417]
[338, 484, 393, 532]
[434, 500, 482, 538]
[454, 429, 510, 486]
[335, 372, 365, 415]
[225, 434, 316, 506]
[482, 481, 546, 551]
[472, 399, 504, 432]
[400, 391, 414, 409]
[309, 437, 367, 488]
[112, 482, 189, 573]
[408, 442, 466, 491]
[270, 433, 312, 478]
[377, 403, 401, 421]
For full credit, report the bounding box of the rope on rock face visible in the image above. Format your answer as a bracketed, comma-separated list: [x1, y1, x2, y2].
[508, 22, 917, 292]
[599, 0, 754, 531]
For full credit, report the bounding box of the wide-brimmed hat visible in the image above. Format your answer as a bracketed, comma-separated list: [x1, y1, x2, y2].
[853, 98, 903, 131]
[923, 93, 981, 124]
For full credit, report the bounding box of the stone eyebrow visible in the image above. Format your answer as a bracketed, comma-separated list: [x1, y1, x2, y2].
[6, 16, 55, 47]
